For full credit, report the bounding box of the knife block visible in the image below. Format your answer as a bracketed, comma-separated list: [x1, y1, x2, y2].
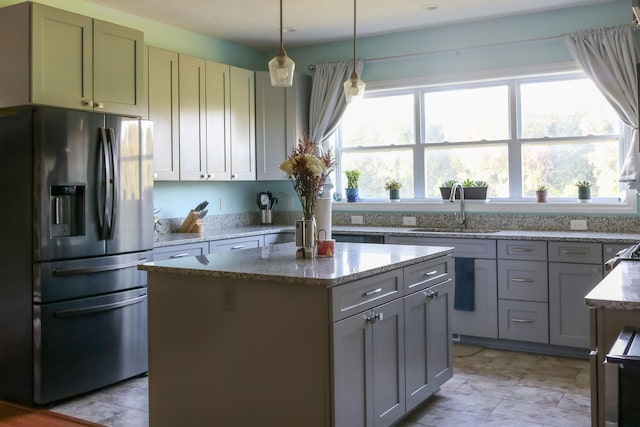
[178, 211, 204, 233]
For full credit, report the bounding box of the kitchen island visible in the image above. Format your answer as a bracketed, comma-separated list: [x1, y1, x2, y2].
[140, 242, 454, 427]
[585, 261, 640, 427]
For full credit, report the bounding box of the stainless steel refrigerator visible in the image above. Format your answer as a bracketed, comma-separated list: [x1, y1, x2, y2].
[0, 106, 154, 405]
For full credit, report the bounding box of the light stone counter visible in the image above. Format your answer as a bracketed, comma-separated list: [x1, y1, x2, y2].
[585, 261, 640, 310]
[140, 242, 453, 287]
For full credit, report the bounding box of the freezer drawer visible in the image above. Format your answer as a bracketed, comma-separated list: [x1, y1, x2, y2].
[33, 287, 148, 404]
[34, 251, 152, 303]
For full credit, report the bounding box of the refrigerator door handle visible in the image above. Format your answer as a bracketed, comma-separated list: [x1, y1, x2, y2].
[53, 295, 146, 318]
[98, 128, 112, 240]
[53, 258, 148, 276]
[106, 128, 119, 240]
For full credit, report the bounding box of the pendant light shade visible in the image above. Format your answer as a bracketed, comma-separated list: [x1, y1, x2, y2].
[269, 0, 295, 87]
[344, 0, 365, 103]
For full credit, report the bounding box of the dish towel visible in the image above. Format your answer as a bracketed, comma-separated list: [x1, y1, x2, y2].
[454, 257, 475, 311]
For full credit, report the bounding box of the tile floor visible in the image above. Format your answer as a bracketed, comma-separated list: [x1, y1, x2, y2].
[49, 344, 591, 427]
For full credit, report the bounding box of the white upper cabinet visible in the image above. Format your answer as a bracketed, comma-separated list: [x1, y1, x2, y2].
[0, 2, 145, 117]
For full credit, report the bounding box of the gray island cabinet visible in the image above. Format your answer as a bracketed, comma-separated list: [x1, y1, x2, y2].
[140, 242, 454, 427]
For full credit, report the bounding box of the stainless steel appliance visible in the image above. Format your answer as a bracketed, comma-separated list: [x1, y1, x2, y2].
[605, 327, 640, 426]
[0, 106, 154, 405]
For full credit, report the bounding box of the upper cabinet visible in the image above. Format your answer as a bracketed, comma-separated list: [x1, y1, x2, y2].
[0, 2, 145, 117]
[229, 66, 256, 181]
[255, 72, 311, 181]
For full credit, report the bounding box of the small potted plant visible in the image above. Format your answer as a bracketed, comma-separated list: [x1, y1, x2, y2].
[384, 179, 402, 202]
[535, 185, 548, 203]
[440, 179, 488, 200]
[577, 180, 592, 202]
[345, 169, 361, 202]
[439, 179, 457, 199]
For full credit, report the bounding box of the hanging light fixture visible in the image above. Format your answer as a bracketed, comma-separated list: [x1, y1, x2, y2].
[344, 0, 365, 103]
[268, 0, 295, 87]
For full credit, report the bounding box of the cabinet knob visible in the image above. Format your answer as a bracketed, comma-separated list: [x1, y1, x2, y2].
[364, 312, 383, 324]
[96, 102, 104, 109]
[82, 99, 94, 107]
[231, 174, 238, 179]
[201, 173, 208, 179]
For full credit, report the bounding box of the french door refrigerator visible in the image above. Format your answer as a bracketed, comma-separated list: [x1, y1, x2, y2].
[0, 106, 154, 405]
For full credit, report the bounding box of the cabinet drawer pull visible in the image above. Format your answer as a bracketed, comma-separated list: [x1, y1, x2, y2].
[561, 249, 588, 255]
[363, 288, 382, 297]
[231, 245, 246, 250]
[511, 318, 535, 323]
[423, 270, 438, 277]
[511, 247, 534, 252]
[511, 278, 535, 283]
[170, 253, 190, 259]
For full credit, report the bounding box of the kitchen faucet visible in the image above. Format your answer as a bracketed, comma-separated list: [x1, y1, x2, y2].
[449, 182, 466, 228]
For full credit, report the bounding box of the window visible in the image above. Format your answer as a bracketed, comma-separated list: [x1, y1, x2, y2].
[336, 73, 622, 201]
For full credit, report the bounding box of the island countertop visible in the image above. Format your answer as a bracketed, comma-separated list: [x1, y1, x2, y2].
[585, 261, 640, 310]
[140, 242, 454, 287]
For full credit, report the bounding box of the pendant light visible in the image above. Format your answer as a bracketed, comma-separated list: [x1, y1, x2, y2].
[268, 0, 295, 87]
[343, 0, 365, 103]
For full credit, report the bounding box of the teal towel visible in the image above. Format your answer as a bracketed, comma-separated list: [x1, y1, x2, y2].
[454, 257, 475, 311]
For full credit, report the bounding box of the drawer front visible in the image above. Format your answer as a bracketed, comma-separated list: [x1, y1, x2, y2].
[209, 236, 263, 252]
[548, 241, 602, 264]
[497, 260, 548, 302]
[153, 242, 208, 261]
[498, 240, 547, 261]
[404, 257, 452, 294]
[331, 269, 403, 321]
[498, 300, 549, 344]
[387, 236, 496, 259]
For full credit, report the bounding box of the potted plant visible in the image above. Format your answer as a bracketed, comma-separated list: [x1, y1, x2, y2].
[440, 179, 488, 200]
[535, 185, 548, 203]
[345, 169, 361, 202]
[577, 180, 591, 202]
[384, 179, 402, 202]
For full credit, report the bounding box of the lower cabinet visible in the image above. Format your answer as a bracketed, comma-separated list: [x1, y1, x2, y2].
[331, 256, 453, 426]
[404, 279, 453, 412]
[333, 298, 405, 427]
[208, 235, 262, 252]
[153, 241, 208, 261]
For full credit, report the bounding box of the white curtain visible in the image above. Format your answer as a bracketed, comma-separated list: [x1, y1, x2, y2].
[308, 59, 365, 150]
[563, 25, 639, 187]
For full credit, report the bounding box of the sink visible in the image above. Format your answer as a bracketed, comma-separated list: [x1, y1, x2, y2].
[408, 228, 500, 234]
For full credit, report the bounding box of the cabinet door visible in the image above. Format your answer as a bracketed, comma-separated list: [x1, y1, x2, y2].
[178, 54, 207, 180]
[229, 66, 255, 180]
[549, 262, 602, 348]
[148, 47, 179, 180]
[452, 258, 498, 339]
[404, 279, 453, 412]
[93, 19, 144, 117]
[31, 4, 93, 110]
[205, 61, 231, 181]
[255, 72, 311, 181]
[332, 298, 405, 427]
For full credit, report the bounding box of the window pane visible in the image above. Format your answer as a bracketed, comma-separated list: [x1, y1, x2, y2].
[341, 149, 414, 198]
[341, 94, 415, 147]
[425, 145, 509, 198]
[520, 79, 619, 138]
[424, 86, 509, 143]
[522, 139, 620, 198]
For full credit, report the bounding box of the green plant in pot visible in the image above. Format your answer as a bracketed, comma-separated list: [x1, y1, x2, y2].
[440, 179, 488, 200]
[344, 169, 361, 202]
[536, 185, 548, 203]
[576, 180, 592, 202]
[384, 179, 402, 202]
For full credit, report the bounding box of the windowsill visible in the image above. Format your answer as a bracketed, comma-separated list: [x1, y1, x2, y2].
[332, 190, 638, 215]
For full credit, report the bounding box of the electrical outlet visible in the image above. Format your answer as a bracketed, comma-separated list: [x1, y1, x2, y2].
[351, 215, 364, 225]
[288, 196, 294, 209]
[220, 198, 226, 212]
[570, 219, 587, 230]
[403, 216, 417, 226]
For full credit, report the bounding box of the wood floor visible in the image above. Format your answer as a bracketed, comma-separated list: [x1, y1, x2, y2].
[49, 344, 590, 427]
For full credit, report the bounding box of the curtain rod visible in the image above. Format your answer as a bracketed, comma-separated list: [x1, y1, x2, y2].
[308, 34, 563, 71]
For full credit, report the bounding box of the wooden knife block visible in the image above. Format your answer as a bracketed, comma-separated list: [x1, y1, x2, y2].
[178, 211, 204, 233]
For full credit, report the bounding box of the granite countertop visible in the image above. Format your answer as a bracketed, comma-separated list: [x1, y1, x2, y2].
[140, 242, 454, 287]
[585, 261, 640, 310]
[154, 225, 640, 248]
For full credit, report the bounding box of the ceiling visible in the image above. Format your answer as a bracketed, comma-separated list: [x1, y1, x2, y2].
[85, 0, 619, 50]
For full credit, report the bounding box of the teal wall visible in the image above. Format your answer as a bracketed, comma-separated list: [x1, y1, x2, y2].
[3, 0, 634, 217]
